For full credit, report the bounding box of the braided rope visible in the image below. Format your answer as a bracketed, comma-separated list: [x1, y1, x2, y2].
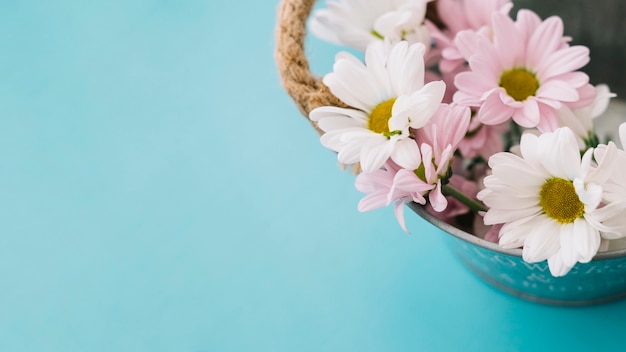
[274, 0, 348, 134]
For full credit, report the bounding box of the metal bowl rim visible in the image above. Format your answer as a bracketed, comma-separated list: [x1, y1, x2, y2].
[408, 202, 626, 261]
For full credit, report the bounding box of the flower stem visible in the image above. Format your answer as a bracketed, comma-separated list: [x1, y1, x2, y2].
[441, 184, 488, 213]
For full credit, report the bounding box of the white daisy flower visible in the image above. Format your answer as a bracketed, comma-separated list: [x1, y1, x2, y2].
[477, 127, 618, 277]
[309, 0, 432, 51]
[310, 40, 445, 173]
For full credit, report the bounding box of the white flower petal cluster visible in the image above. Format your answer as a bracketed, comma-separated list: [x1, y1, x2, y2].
[309, 0, 432, 51]
[478, 127, 624, 276]
[310, 40, 445, 173]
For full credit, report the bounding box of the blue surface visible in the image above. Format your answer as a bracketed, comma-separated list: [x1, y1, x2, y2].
[1, 1, 626, 351]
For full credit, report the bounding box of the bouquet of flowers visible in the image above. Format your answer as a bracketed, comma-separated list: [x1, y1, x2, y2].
[276, 0, 626, 279]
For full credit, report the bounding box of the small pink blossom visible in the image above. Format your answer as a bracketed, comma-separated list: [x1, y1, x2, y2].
[355, 161, 431, 233]
[355, 104, 471, 232]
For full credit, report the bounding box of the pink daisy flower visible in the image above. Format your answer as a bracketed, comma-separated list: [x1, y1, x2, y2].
[453, 10, 595, 132]
[390, 103, 471, 212]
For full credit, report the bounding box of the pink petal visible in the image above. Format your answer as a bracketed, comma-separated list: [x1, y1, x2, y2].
[551, 72, 589, 89]
[453, 29, 482, 61]
[467, 56, 500, 84]
[537, 80, 580, 102]
[420, 144, 435, 182]
[492, 12, 522, 68]
[567, 84, 596, 109]
[512, 99, 540, 128]
[515, 9, 542, 42]
[526, 16, 564, 69]
[429, 181, 448, 212]
[392, 169, 433, 195]
[355, 169, 392, 193]
[455, 70, 494, 95]
[477, 90, 515, 125]
[394, 200, 410, 233]
[539, 46, 590, 79]
[452, 90, 481, 106]
[535, 103, 559, 132]
[358, 191, 389, 212]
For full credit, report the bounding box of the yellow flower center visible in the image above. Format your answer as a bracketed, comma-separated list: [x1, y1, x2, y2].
[368, 98, 397, 136]
[499, 68, 539, 102]
[539, 177, 585, 224]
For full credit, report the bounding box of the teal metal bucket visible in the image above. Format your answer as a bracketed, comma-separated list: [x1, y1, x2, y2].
[409, 203, 626, 305]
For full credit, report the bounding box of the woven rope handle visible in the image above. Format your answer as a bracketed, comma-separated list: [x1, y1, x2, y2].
[274, 0, 443, 132]
[274, 0, 347, 133]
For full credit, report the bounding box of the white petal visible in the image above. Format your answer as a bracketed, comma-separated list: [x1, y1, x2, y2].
[324, 60, 384, 111]
[388, 41, 426, 95]
[589, 84, 615, 118]
[336, 139, 365, 165]
[574, 177, 602, 212]
[547, 252, 574, 277]
[539, 127, 581, 179]
[388, 95, 412, 131]
[360, 138, 394, 172]
[522, 218, 560, 262]
[499, 217, 537, 248]
[310, 106, 368, 125]
[620, 123, 626, 150]
[572, 218, 601, 263]
[364, 41, 393, 95]
[317, 116, 366, 132]
[483, 206, 542, 226]
[390, 138, 422, 170]
[404, 81, 446, 129]
[320, 128, 370, 152]
[558, 223, 579, 268]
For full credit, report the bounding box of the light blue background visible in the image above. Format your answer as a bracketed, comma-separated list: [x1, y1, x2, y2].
[1, 0, 625, 351]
